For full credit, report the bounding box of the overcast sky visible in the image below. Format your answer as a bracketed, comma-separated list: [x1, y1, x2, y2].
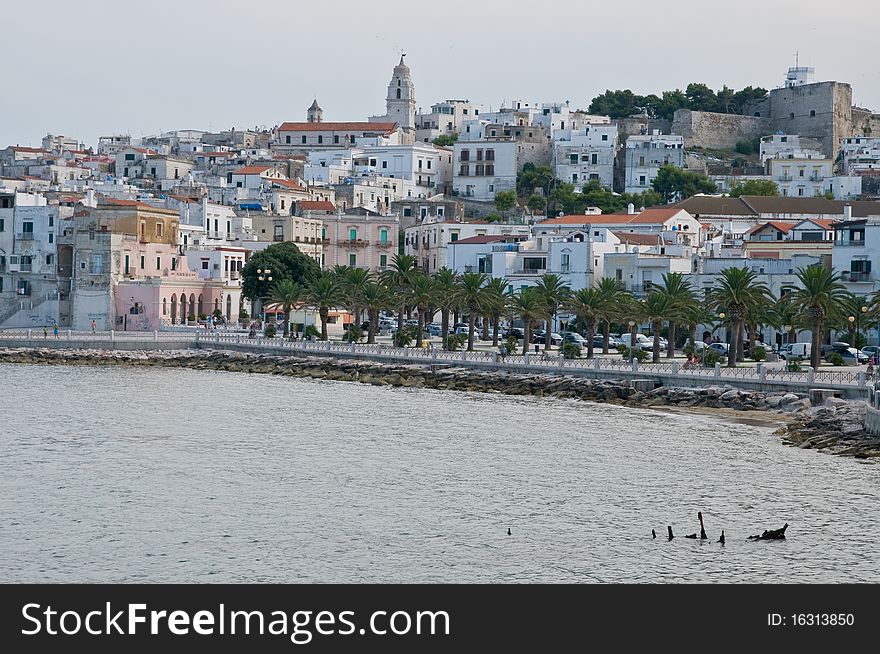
[4, 0, 877, 148]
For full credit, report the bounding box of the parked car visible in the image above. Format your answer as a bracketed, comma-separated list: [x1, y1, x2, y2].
[744, 340, 771, 357]
[827, 346, 868, 366]
[618, 333, 660, 352]
[780, 342, 811, 360]
[684, 339, 708, 353]
[503, 327, 525, 340]
[861, 345, 880, 360]
[707, 342, 729, 356]
[563, 332, 586, 346]
[426, 323, 443, 337]
[531, 329, 563, 346]
[592, 335, 606, 349]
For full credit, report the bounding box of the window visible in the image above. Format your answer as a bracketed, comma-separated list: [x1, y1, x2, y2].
[369, 158, 377, 167]
[475, 164, 485, 176]
[48, 215, 54, 227]
[570, 154, 578, 164]
[124, 255, 130, 274]
[0, 218, 4, 231]
[281, 199, 285, 210]
[459, 164, 469, 176]
[156, 223, 163, 237]
[383, 160, 388, 169]
[23, 221, 33, 234]
[810, 110, 816, 117]
[150, 167, 157, 176]
[274, 225, 284, 241]
[349, 228, 357, 241]
[286, 135, 291, 144]
[349, 253, 357, 267]
[450, 232, 459, 242]
[572, 174, 578, 183]
[403, 207, 412, 217]
[301, 136, 307, 144]
[486, 165, 494, 176]
[380, 228, 388, 243]
[46, 254, 54, 266]
[490, 129, 497, 137]
[125, 153, 135, 161]
[318, 135, 323, 144]
[790, 112, 795, 119]
[396, 88, 401, 99]
[48, 233, 54, 244]
[591, 153, 598, 165]
[639, 175, 646, 185]
[171, 258, 177, 271]
[140, 255, 145, 269]
[334, 135, 339, 144]
[202, 260, 209, 270]
[156, 256, 161, 270]
[460, 149, 469, 161]
[380, 254, 387, 268]
[602, 134, 608, 141]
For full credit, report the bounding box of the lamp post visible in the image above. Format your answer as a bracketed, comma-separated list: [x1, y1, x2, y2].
[859, 304, 868, 350]
[256, 267, 272, 326]
[627, 319, 636, 352]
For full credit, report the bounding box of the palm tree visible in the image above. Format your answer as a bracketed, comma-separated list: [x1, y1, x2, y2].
[268, 279, 304, 338]
[482, 277, 510, 347]
[361, 282, 391, 344]
[306, 271, 339, 341]
[680, 300, 712, 351]
[334, 266, 372, 327]
[407, 274, 435, 347]
[455, 272, 487, 351]
[707, 267, 773, 367]
[508, 287, 547, 355]
[568, 287, 603, 358]
[834, 292, 872, 347]
[595, 277, 626, 354]
[784, 265, 846, 370]
[534, 273, 571, 350]
[642, 291, 674, 363]
[433, 267, 459, 348]
[619, 294, 646, 354]
[380, 254, 418, 335]
[657, 272, 694, 358]
[768, 296, 804, 345]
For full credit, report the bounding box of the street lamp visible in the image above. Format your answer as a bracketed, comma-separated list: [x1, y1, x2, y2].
[256, 268, 272, 325]
[859, 305, 868, 350]
[627, 319, 636, 351]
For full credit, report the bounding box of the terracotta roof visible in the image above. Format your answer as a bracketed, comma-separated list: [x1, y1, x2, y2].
[271, 179, 306, 190]
[746, 221, 795, 236]
[540, 207, 686, 226]
[278, 122, 398, 133]
[197, 151, 234, 157]
[796, 218, 835, 229]
[9, 146, 45, 153]
[300, 200, 336, 211]
[131, 147, 158, 155]
[611, 231, 667, 246]
[673, 196, 757, 216]
[233, 166, 273, 175]
[606, 207, 684, 223]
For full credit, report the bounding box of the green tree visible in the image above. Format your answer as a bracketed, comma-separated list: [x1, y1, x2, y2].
[432, 267, 459, 348]
[534, 273, 572, 350]
[729, 179, 779, 197]
[651, 164, 717, 202]
[407, 273, 436, 347]
[267, 279, 304, 338]
[516, 163, 555, 198]
[784, 266, 847, 370]
[305, 272, 340, 341]
[494, 189, 517, 219]
[657, 272, 694, 358]
[380, 254, 418, 334]
[508, 288, 547, 355]
[432, 133, 458, 147]
[361, 281, 391, 344]
[241, 241, 321, 312]
[642, 291, 674, 363]
[568, 288, 604, 358]
[707, 267, 773, 367]
[482, 277, 510, 346]
[527, 194, 546, 215]
[595, 277, 627, 354]
[332, 266, 373, 327]
[455, 272, 488, 351]
[685, 83, 718, 112]
[588, 89, 646, 118]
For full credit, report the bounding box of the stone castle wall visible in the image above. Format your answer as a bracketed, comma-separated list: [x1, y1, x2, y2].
[672, 109, 771, 150]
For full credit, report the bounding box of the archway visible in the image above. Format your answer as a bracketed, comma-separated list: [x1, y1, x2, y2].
[226, 295, 232, 320]
[180, 295, 188, 322]
[170, 294, 177, 325]
[197, 294, 203, 317]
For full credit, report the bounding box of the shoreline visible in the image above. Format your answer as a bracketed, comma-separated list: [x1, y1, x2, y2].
[1, 346, 878, 461]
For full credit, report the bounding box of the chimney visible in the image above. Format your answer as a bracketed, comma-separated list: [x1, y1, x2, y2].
[627, 203, 635, 215]
[85, 188, 96, 207]
[843, 204, 852, 221]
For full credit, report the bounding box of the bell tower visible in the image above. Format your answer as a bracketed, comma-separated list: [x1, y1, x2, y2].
[385, 55, 415, 140]
[307, 99, 323, 123]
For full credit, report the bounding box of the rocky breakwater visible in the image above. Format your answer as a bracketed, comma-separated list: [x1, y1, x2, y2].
[1, 347, 878, 460]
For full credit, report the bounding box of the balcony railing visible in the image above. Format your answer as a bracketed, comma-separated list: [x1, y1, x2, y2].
[273, 235, 284, 241]
[340, 239, 369, 248]
[16, 232, 35, 240]
[230, 270, 240, 280]
[376, 240, 394, 248]
[19, 264, 33, 273]
[835, 238, 865, 246]
[841, 270, 872, 282]
[512, 268, 546, 275]
[492, 244, 520, 252]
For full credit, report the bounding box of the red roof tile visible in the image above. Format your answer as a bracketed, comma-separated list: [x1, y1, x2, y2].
[271, 178, 306, 190]
[300, 200, 336, 211]
[746, 221, 794, 236]
[611, 231, 667, 245]
[233, 166, 273, 175]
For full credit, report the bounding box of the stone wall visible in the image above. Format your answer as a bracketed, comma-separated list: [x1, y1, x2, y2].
[865, 404, 880, 436]
[672, 109, 772, 151]
[767, 81, 852, 157]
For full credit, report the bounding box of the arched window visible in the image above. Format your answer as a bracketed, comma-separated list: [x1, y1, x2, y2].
[810, 110, 816, 117]
[214, 298, 219, 312]
[349, 227, 357, 241]
[396, 88, 401, 99]
[790, 112, 795, 119]
[162, 298, 167, 315]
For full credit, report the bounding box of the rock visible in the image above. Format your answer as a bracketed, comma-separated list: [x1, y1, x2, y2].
[779, 393, 802, 406]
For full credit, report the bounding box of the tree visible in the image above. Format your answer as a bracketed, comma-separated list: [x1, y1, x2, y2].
[407, 274, 435, 347]
[657, 272, 694, 358]
[534, 273, 571, 350]
[432, 133, 458, 147]
[685, 83, 718, 112]
[729, 179, 779, 197]
[516, 163, 555, 198]
[306, 272, 339, 341]
[642, 291, 674, 363]
[568, 288, 604, 358]
[508, 288, 547, 355]
[707, 267, 773, 367]
[651, 164, 717, 202]
[482, 277, 510, 347]
[241, 242, 321, 314]
[267, 279, 304, 338]
[494, 190, 517, 219]
[527, 194, 546, 215]
[784, 266, 847, 370]
[595, 277, 627, 354]
[380, 254, 418, 335]
[361, 282, 391, 344]
[455, 272, 487, 351]
[433, 267, 459, 348]
[588, 89, 646, 118]
[333, 266, 373, 327]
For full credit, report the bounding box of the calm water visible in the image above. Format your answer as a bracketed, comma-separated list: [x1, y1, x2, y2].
[1, 363, 878, 583]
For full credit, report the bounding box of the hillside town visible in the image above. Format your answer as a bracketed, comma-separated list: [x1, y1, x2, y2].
[2, 57, 880, 358]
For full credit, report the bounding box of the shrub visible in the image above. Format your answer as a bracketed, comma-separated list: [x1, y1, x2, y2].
[198, 312, 207, 321]
[212, 309, 223, 319]
[343, 324, 364, 343]
[239, 309, 249, 322]
[787, 358, 802, 372]
[702, 349, 724, 367]
[304, 324, 320, 340]
[187, 313, 196, 322]
[264, 323, 277, 338]
[562, 343, 582, 359]
[393, 325, 417, 347]
[443, 333, 467, 351]
[620, 346, 649, 363]
[505, 335, 519, 355]
[751, 345, 766, 362]
[826, 351, 845, 366]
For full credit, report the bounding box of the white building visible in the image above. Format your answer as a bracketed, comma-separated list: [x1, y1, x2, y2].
[553, 123, 618, 188]
[767, 158, 833, 197]
[759, 133, 824, 164]
[840, 137, 880, 175]
[624, 132, 684, 193]
[452, 139, 517, 200]
[407, 217, 530, 274]
[368, 55, 417, 144]
[415, 99, 485, 143]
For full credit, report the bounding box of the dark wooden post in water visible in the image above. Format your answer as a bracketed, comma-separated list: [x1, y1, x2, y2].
[652, 529, 656, 539]
[667, 526, 674, 540]
[699, 511, 707, 540]
[718, 530, 725, 544]
[748, 523, 788, 540]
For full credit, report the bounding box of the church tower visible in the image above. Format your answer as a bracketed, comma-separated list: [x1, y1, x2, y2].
[385, 55, 415, 140]
[307, 99, 323, 123]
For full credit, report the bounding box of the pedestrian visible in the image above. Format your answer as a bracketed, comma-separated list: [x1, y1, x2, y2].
[91, 319, 96, 333]
[53, 322, 59, 339]
[43, 325, 48, 339]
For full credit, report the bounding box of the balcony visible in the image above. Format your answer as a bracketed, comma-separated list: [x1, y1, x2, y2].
[512, 268, 546, 276]
[19, 263, 33, 273]
[835, 238, 865, 246]
[842, 270, 872, 282]
[230, 270, 240, 280]
[376, 240, 394, 249]
[273, 235, 284, 242]
[492, 244, 520, 252]
[16, 232, 35, 241]
[340, 239, 369, 248]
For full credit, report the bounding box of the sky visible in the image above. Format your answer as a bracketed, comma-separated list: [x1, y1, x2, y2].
[3, 0, 877, 148]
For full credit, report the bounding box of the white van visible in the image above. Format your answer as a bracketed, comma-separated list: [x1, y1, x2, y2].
[782, 342, 811, 360]
[618, 333, 660, 352]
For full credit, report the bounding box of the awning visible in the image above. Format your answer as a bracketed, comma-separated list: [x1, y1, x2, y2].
[239, 203, 262, 210]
